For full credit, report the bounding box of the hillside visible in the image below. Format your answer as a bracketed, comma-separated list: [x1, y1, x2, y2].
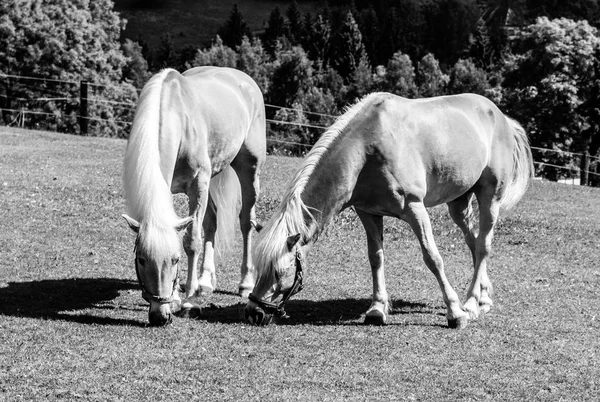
[113, 0, 324, 49]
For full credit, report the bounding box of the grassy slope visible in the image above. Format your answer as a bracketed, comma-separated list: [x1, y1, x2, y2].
[114, 0, 324, 49]
[1, 128, 599, 401]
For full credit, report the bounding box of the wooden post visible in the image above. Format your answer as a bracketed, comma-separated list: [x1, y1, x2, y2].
[79, 80, 88, 135]
[580, 152, 589, 186]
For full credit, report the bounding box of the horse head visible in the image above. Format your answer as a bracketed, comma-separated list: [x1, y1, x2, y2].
[123, 214, 192, 326]
[245, 233, 305, 325]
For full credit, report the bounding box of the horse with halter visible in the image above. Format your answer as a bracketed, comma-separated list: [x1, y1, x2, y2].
[245, 92, 533, 328]
[123, 67, 266, 326]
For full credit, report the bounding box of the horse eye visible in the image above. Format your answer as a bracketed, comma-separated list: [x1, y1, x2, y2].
[137, 257, 146, 267]
[172, 257, 180, 266]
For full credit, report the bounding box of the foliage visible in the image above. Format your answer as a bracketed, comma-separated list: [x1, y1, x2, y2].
[416, 53, 449, 98]
[502, 17, 600, 179]
[373, 51, 417, 97]
[236, 36, 273, 95]
[329, 10, 367, 82]
[121, 38, 151, 89]
[447, 58, 491, 96]
[217, 3, 252, 48]
[192, 35, 237, 68]
[0, 0, 137, 136]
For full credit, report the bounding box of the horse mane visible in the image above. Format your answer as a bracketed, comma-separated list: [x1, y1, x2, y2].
[253, 93, 383, 280]
[123, 68, 180, 231]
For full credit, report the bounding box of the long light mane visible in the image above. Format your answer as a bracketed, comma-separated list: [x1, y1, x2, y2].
[123, 69, 180, 259]
[253, 93, 382, 280]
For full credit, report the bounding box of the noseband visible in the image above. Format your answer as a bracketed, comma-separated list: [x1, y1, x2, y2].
[248, 248, 304, 319]
[133, 243, 179, 304]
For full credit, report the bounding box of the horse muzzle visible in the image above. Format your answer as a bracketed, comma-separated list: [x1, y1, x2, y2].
[244, 303, 274, 326]
[148, 302, 173, 326]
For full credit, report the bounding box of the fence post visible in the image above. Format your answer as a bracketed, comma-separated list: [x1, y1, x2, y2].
[79, 80, 88, 135]
[580, 152, 589, 186]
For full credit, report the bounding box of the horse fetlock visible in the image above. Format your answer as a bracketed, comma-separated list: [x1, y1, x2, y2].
[198, 271, 216, 295]
[463, 297, 480, 320]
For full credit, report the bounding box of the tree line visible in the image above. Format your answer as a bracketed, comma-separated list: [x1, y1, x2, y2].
[1, 0, 599, 183]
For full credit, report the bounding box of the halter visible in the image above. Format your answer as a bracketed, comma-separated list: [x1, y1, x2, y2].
[248, 248, 305, 319]
[133, 242, 179, 304]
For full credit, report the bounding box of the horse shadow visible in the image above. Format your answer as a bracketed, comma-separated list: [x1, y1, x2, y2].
[0, 279, 446, 328]
[201, 291, 446, 327]
[0, 278, 145, 327]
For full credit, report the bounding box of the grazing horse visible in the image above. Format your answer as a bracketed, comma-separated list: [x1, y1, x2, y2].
[245, 92, 533, 328]
[123, 66, 266, 326]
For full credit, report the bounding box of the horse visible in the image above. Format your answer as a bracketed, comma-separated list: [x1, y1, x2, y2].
[122, 66, 266, 326]
[245, 92, 533, 328]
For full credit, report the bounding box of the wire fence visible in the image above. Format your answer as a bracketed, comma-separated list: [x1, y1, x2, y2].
[1, 72, 599, 185]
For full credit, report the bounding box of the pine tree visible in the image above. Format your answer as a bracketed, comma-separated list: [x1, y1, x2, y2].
[330, 10, 367, 82]
[217, 4, 252, 48]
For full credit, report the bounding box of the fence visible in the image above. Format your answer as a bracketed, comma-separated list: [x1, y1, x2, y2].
[1, 73, 599, 185]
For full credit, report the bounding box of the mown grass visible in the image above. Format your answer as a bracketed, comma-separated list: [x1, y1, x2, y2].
[1, 127, 599, 401]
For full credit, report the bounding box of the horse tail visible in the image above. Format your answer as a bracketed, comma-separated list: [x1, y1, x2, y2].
[209, 166, 241, 254]
[499, 117, 535, 212]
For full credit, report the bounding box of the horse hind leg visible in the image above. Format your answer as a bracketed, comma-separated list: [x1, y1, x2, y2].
[356, 209, 389, 325]
[197, 195, 218, 294]
[404, 201, 469, 329]
[232, 153, 262, 298]
[462, 190, 499, 319]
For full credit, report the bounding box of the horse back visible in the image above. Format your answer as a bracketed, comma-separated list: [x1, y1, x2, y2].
[351, 93, 511, 208]
[160, 67, 265, 191]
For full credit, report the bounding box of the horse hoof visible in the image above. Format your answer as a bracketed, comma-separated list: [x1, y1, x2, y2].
[447, 316, 469, 329]
[364, 309, 387, 326]
[177, 305, 202, 319]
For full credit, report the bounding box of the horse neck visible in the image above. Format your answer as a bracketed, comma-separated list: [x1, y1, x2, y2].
[299, 136, 365, 240]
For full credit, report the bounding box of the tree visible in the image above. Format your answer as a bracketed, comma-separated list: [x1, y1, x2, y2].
[503, 17, 600, 182]
[192, 35, 237, 68]
[0, 0, 137, 137]
[236, 36, 273, 94]
[416, 53, 449, 97]
[423, 0, 480, 66]
[263, 6, 286, 55]
[268, 46, 314, 108]
[302, 14, 331, 63]
[330, 10, 367, 82]
[374, 51, 417, 97]
[122, 39, 150, 89]
[447, 58, 491, 96]
[285, 1, 303, 44]
[217, 4, 251, 48]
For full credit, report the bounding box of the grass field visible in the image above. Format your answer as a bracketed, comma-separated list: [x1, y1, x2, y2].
[1, 127, 599, 401]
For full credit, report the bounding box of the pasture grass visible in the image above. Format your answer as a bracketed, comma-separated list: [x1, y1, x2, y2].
[1, 127, 599, 401]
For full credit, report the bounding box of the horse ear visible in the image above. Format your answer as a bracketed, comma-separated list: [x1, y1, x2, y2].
[174, 216, 194, 232]
[286, 233, 301, 251]
[122, 214, 140, 233]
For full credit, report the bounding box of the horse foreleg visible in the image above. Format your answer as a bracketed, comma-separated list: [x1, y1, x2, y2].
[180, 175, 211, 316]
[463, 195, 499, 319]
[405, 201, 469, 329]
[356, 209, 389, 325]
